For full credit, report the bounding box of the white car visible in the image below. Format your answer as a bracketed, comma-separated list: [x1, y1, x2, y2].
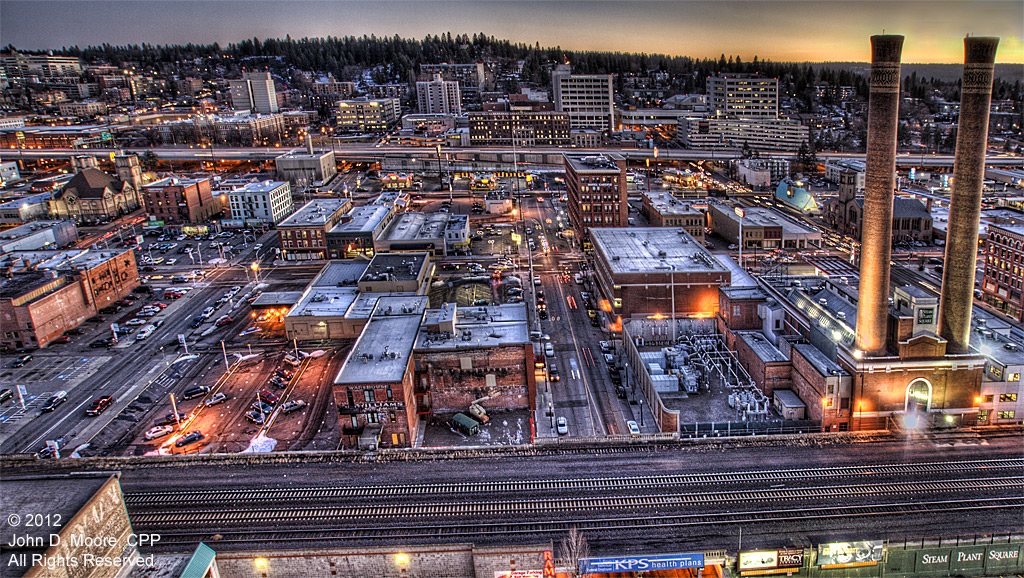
[544, 343, 555, 357]
[204, 392, 227, 407]
[556, 416, 568, 435]
[136, 325, 156, 340]
[626, 420, 641, 435]
[165, 258, 178, 266]
[144, 425, 174, 440]
[125, 317, 147, 326]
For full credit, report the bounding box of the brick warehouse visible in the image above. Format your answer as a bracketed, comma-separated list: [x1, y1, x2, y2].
[0, 249, 138, 349]
[414, 303, 535, 415]
[590, 228, 731, 319]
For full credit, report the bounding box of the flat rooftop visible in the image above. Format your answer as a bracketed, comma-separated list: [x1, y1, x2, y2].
[334, 314, 420, 385]
[5, 248, 130, 272]
[793, 342, 845, 377]
[278, 199, 347, 227]
[591, 228, 729, 275]
[276, 149, 333, 160]
[564, 153, 623, 173]
[331, 203, 393, 236]
[252, 291, 303, 308]
[714, 204, 821, 236]
[1, 474, 112, 576]
[0, 220, 70, 241]
[231, 180, 288, 194]
[360, 252, 429, 283]
[313, 261, 369, 287]
[286, 261, 369, 318]
[0, 270, 67, 299]
[970, 311, 1024, 367]
[416, 303, 530, 351]
[380, 212, 450, 242]
[736, 330, 788, 363]
[643, 191, 703, 215]
[144, 176, 209, 188]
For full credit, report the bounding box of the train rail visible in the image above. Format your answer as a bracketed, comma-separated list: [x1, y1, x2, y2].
[128, 476, 1023, 526]
[124, 457, 1024, 507]
[137, 497, 1024, 548]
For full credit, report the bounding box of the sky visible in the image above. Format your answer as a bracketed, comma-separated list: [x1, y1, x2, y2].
[1, 0, 1022, 64]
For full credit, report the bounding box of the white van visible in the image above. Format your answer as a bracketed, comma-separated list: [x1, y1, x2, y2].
[574, 273, 582, 284]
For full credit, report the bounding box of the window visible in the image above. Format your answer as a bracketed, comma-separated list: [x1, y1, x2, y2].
[732, 305, 741, 317]
[984, 394, 994, 403]
[999, 393, 1018, 402]
[386, 388, 393, 401]
[346, 391, 354, 406]
[365, 389, 375, 403]
[997, 411, 1015, 419]
[1010, 373, 1021, 383]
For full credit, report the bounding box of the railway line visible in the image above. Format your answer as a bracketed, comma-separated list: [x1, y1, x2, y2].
[124, 457, 1024, 506]
[135, 497, 1024, 549]
[123, 457, 1024, 550]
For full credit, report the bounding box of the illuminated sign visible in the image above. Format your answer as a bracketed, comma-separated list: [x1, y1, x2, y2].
[580, 552, 704, 573]
[735, 207, 746, 218]
[817, 541, 883, 568]
[738, 548, 804, 573]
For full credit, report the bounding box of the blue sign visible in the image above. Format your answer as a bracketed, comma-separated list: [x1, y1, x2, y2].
[580, 553, 704, 573]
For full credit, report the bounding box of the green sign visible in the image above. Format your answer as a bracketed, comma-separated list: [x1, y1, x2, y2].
[101, 132, 112, 141]
[949, 547, 986, 572]
[916, 550, 950, 571]
[986, 545, 1020, 569]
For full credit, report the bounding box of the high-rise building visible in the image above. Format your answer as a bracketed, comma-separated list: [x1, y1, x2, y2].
[419, 63, 485, 104]
[229, 72, 279, 114]
[552, 71, 614, 132]
[334, 98, 401, 133]
[564, 153, 626, 247]
[467, 112, 570, 147]
[416, 74, 462, 115]
[706, 73, 779, 119]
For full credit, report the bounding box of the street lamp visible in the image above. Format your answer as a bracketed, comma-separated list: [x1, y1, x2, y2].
[251, 261, 260, 284]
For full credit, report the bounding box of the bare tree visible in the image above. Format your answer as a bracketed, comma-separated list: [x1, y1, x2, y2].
[559, 526, 591, 578]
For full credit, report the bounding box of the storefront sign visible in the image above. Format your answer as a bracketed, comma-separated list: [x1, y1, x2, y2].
[353, 402, 404, 411]
[494, 571, 542, 578]
[580, 552, 704, 574]
[739, 549, 804, 573]
[817, 541, 883, 568]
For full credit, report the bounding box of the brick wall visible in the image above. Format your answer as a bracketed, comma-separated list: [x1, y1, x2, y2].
[416, 345, 531, 413]
[734, 338, 792, 396]
[213, 543, 551, 578]
[790, 346, 826, 424]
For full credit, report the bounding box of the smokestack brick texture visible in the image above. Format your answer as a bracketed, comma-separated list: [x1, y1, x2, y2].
[855, 35, 904, 357]
[938, 37, 999, 354]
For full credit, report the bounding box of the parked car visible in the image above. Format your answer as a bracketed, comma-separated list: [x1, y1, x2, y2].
[203, 392, 227, 407]
[245, 410, 266, 425]
[11, 354, 32, 367]
[275, 368, 293, 380]
[52, 335, 71, 344]
[626, 420, 641, 435]
[556, 416, 569, 435]
[0, 389, 14, 404]
[125, 318, 147, 326]
[64, 327, 85, 335]
[41, 391, 68, 412]
[544, 343, 555, 357]
[175, 430, 205, 447]
[257, 390, 279, 404]
[215, 315, 233, 327]
[90, 339, 112, 349]
[190, 315, 204, 328]
[281, 400, 307, 414]
[181, 386, 210, 400]
[85, 396, 114, 416]
[154, 412, 187, 426]
[548, 364, 560, 381]
[251, 401, 274, 415]
[599, 341, 611, 353]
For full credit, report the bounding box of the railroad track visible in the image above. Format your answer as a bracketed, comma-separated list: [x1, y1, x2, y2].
[124, 457, 1024, 507]
[129, 476, 1023, 526]
[139, 497, 1024, 548]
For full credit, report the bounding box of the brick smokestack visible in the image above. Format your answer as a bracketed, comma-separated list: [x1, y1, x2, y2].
[855, 35, 904, 357]
[938, 37, 999, 354]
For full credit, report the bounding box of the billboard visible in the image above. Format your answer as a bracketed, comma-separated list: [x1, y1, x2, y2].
[580, 552, 704, 574]
[738, 548, 804, 573]
[817, 541, 883, 568]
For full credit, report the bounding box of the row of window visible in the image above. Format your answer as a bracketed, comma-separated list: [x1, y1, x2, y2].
[980, 410, 1017, 420]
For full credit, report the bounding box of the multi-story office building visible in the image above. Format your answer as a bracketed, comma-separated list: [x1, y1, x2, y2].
[416, 74, 462, 115]
[213, 113, 285, 146]
[825, 160, 867, 192]
[736, 158, 791, 188]
[57, 101, 107, 118]
[640, 191, 706, 242]
[2, 53, 81, 78]
[553, 72, 615, 132]
[982, 224, 1024, 321]
[277, 199, 352, 261]
[706, 73, 779, 119]
[142, 177, 222, 225]
[334, 98, 401, 133]
[564, 153, 627, 246]
[229, 72, 279, 114]
[419, 63, 485, 102]
[467, 112, 570, 147]
[677, 116, 809, 153]
[311, 80, 355, 97]
[227, 180, 294, 225]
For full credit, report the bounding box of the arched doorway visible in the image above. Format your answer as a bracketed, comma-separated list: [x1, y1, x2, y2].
[905, 379, 932, 414]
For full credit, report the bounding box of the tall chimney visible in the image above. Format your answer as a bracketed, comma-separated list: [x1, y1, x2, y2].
[937, 37, 999, 354]
[855, 35, 904, 357]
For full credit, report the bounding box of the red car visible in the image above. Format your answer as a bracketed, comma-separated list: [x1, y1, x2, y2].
[52, 335, 71, 344]
[152, 302, 168, 309]
[215, 315, 233, 327]
[85, 396, 114, 416]
[256, 390, 279, 404]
